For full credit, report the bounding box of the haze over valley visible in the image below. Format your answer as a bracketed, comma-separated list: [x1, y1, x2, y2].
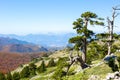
[1, 0, 120, 80]
[0, 33, 76, 48]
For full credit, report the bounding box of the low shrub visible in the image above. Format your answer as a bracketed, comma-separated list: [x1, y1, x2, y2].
[107, 57, 118, 72]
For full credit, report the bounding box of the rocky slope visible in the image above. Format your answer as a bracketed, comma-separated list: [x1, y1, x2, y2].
[9, 49, 120, 80]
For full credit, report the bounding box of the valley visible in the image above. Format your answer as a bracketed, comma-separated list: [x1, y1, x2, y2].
[0, 0, 120, 80]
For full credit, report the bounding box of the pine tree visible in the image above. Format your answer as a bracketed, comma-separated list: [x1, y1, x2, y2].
[12, 72, 20, 80]
[52, 57, 68, 79]
[37, 60, 46, 73]
[6, 72, 12, 80]
[0, 72, 6, 80]
[29, 63, 36, 76]
[66, 12, 104, 73]
[20, 66, 30, 78]
[69, 11, 104, 63]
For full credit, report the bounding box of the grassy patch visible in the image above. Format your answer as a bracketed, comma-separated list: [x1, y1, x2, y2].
[30, 67, 56, 80]
[20, 78, 29, 80]
[63, 62, 113, 80]
[35, 76, 50, 80]
[63, 72, 88, 80]
[85, 63, 113, 78]
[115, 52, 120, 57]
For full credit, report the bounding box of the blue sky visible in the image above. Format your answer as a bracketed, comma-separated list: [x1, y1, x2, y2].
[0, 0, 120, 35]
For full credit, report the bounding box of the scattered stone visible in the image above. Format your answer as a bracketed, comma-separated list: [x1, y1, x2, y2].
[88, 75, 101, 80]
[106, 73, 115, 80]
[106, 71, 120, 80]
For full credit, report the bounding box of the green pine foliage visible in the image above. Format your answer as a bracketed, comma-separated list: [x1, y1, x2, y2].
[20, 66, 30, 78]
[37, 60, 46, 73]
[6, 72, 12, 80]
[69, 11, 104, 63]
[29, 63, 36, 77]
[12, 72, 20, 80]
[47, 58, 56, 67]
[0, 72, 6, 80]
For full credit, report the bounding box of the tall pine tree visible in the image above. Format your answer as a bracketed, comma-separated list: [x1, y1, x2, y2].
[6, 72, 12, 80]
[37, 60, 46, 73]
[20, 66, 30, 78]
[69, 11, 104, 63]
[0, 72, 6, 80]
[29, 63, 36, 77]
[12, 72, 20, 80]
[67, 12, 104, 73]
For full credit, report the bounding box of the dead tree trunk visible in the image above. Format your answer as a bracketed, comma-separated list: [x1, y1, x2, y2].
[107, 6, 120, 55]
[66, 51, 89, 74]
[107, 17, 112, 55]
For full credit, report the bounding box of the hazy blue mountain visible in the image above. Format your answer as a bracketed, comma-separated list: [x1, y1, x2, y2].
[0, 33, 76, 48]
[0, 37, 30, 45]
[0, 37, 48, 53]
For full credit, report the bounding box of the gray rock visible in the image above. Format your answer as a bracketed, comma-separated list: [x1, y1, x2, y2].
[103, 54, 117, 62]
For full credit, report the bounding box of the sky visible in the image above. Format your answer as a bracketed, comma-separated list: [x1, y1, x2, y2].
[0, 0, 120, 35]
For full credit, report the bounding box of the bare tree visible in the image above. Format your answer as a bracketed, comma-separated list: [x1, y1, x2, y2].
[107, 6, 120, 55]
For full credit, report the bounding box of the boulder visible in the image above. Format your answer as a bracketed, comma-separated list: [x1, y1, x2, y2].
[103, 54, 117, 62]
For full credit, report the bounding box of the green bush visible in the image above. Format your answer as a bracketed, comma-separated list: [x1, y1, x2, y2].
[117, 56, 120, 69]
[52, 57, 68, 80]
[111, 45, 118, 53]
[87, 41, 107, 64]
[108, 58, 118, 72]
[87, 42, 99, 64]
[37, 60, 46, 73]
[57, 57, 69, 67]
[47, 58, 56, 67]
[52, 68, 66, 80]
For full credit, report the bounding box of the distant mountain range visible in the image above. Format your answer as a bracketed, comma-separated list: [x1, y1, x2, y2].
[0, 33, 76, 47]
[0, 37, 48, 53]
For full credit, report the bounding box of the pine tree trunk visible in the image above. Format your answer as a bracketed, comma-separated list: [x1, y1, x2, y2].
[82, 38, 87, 63]
[82, 19, 88, 62]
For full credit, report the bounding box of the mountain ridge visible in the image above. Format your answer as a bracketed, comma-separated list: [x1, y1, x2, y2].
[0, 33, 76, 47]
[0, 37, 48, 53]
